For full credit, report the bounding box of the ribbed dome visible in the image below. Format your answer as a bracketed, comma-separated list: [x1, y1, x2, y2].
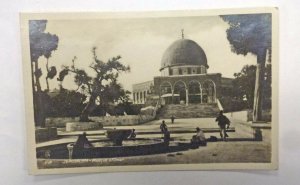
[160, 39, 208, 71]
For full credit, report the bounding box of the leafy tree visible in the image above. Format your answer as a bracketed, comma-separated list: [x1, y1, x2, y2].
[233, 65, 257, 109]
[102, 79, 131, 105]
[45, 89, 87, 117]
[60, 47, 130, 122]
[221, 14, 271, 121]
[29, 20, 59, 126]
[90, 79, 132, 116]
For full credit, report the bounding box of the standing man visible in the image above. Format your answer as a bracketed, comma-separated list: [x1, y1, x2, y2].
[163, 127, 171, 145]
[215, 111, 230, 141]
[160, 120, 167, 135]
[171, 115, 175, 124]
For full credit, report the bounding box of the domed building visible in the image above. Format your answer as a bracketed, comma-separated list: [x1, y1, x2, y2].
[160, 39, 208, 76]
[132, 35, 232, 107]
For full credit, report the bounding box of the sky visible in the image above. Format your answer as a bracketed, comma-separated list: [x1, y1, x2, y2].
[37, 15, 257, 92]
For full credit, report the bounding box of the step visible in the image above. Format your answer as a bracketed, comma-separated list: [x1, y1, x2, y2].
[158, 103, 220, 119]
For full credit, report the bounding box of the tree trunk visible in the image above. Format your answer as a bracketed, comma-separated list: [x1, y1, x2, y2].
[45, 58, 50, 91]
[253, 49, 267, 122]
[34, 61, 46, 127]
[31, 62, 35, 94]
[79, 95, 96, 122]
[31, 62, 38, 126]
[46, 77, 49, 91]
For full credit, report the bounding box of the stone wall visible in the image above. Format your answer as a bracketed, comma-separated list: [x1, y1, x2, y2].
[65, 122, 103, 132]
[93, 115, 154, 126]
[158, 103, 219, 119]
[46, 115, 155, 128]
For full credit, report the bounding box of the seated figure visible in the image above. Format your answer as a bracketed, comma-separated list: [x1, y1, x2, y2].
[191, 127, 207, 146]
[129, 129, 136, 139]
[74, 132, 93, 149]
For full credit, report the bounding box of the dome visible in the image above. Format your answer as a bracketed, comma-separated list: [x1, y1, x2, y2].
[160, 39, 208, 71]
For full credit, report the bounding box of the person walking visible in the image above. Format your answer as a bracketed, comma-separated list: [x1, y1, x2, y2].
[160, 120, 167, 132]
[160, 120, 167, 137]
[215, 111, 230, 141]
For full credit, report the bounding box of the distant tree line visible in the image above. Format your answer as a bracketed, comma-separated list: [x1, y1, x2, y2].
[40, 88, 141, 118]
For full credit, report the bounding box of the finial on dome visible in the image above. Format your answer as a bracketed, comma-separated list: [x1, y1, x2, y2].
[181, 29, 184, 39]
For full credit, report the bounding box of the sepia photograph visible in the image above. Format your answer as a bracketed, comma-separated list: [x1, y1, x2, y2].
[20, 8, 278, 174]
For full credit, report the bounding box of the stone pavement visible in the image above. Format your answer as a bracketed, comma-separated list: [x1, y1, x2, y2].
[36, 117, 272, 168]
[37, 118, 249, 148]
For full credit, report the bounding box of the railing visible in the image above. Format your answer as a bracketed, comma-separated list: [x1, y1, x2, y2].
[217, 99, 223, 111]
[153, 100, 160, 118]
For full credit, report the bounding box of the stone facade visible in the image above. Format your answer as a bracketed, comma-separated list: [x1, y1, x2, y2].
[132, 81, 154, 104]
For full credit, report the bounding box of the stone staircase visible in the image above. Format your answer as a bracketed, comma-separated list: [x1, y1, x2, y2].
[158, 103, 220, 119]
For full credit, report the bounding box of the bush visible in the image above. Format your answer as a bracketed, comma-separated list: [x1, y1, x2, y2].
[44, 89, 86, 117]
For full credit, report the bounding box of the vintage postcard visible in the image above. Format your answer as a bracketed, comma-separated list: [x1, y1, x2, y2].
[20, 7, 278, 175]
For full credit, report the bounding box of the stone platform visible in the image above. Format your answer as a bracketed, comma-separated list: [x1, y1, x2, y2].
[158, 103, 219, 119]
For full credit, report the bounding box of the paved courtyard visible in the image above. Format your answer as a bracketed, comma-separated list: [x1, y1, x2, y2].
[37, 117, 271, 168]
[37, 118, 247, 147]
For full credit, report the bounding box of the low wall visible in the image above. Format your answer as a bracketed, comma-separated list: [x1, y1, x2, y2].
[46, 117, 78, 128]
[46, 115, 155, 128]
[35, 127, 57, 143]
[252, 123, 272, 143]
[93, 115, 154, 126]
[66, 122, 103, 132]
[224, 111, 271, 142]
[224, 110, 248, 122]
[247, 110, 272, 122]
[224, 110, 272, 122]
